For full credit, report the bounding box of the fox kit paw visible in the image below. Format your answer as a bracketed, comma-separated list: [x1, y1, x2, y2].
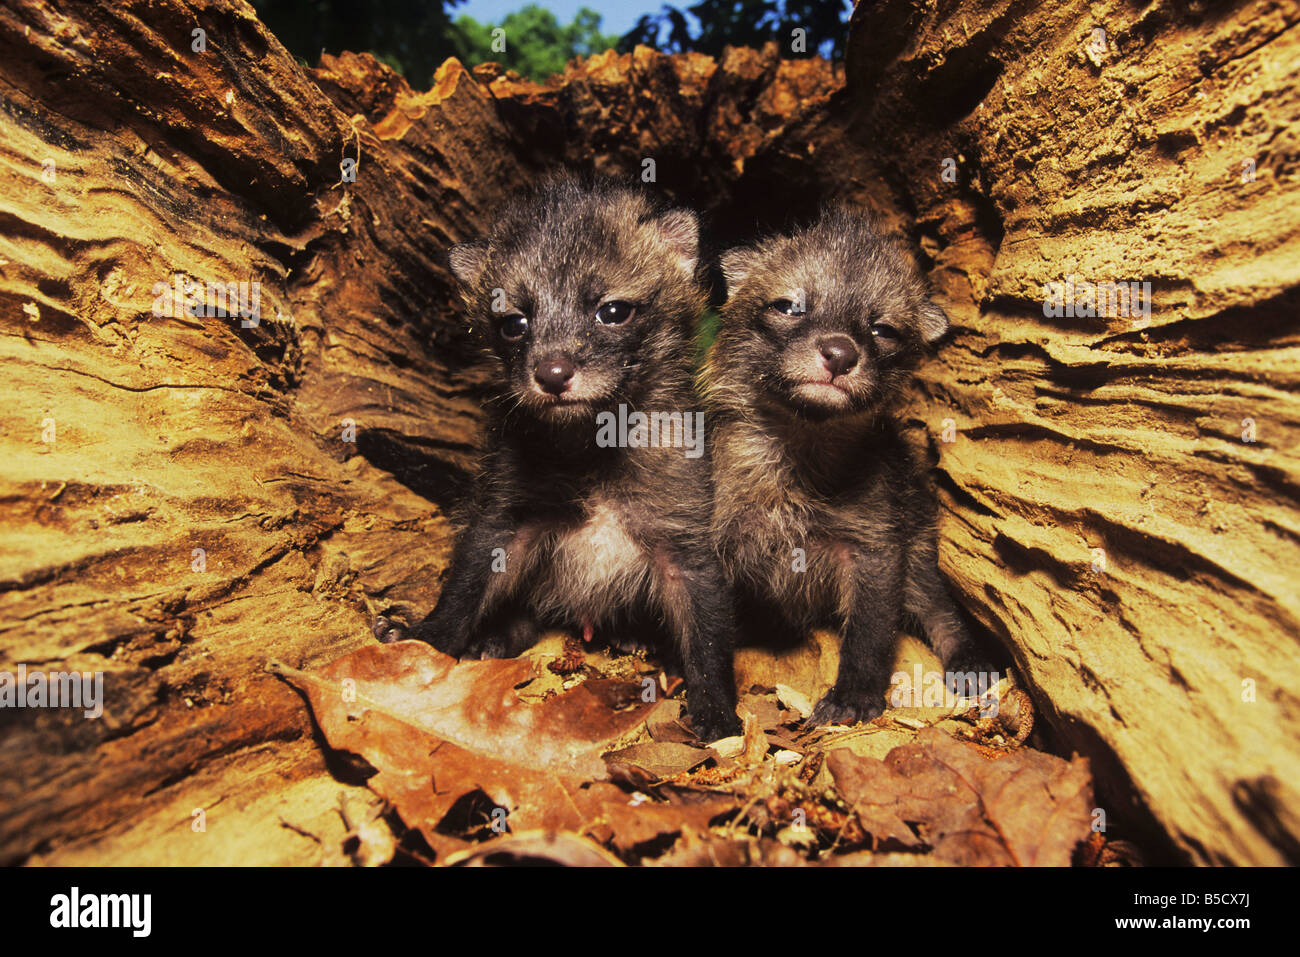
[943, 657, 998, 699]
[808, 691, 885, 728]
[603, 628, 654, 657]
[688, 709, 742, 744]
[456, 616, 540, 660]
[371, 609, 470, 657]
[372, 614, 410, 644]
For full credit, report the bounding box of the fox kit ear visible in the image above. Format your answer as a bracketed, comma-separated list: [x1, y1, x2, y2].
[448, 241, 489, 286]
[918, 297, 950, 343]
[720, 247, 759, 297]
[652, 208, 700, 275]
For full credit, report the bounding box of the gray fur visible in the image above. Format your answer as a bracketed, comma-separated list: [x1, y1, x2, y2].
[378, 176, 740, 740]
[704, 206, 991, 725]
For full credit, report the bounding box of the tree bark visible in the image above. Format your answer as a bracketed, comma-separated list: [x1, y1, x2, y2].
[832, 0, 1300, 866]
[0, 0, 1295, 865]
[0, 0, 836, 864]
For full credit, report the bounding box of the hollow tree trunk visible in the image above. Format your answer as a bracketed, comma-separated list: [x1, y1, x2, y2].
[0, 0, 1296, 866]
[834, 0, 1300, 866]
[0, 0, 837, 864]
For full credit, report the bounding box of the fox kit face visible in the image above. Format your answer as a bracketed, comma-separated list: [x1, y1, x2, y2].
[715, 208, 949, 421]
[448, 179, 702, 424]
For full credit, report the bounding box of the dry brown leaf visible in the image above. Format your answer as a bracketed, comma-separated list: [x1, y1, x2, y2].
[646, 699, 697, 744]
[604, 741, 715, 779]
[740, 692, 786, 730]
[272, 642, 1095, 866]
[774, 684, 813, 719]
[579, 785, 737, 852]
[828, 726, 1093, 865]
[443, 830, 624, 866]
[271, 643, 738, 861]
[276, 641, 655, 778]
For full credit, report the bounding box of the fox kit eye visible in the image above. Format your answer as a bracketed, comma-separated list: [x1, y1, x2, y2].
[769, 298, 804, 316]
[595, 300, 635, 325]
[499, 314, 529, 341]
[870, 322, 900, 341]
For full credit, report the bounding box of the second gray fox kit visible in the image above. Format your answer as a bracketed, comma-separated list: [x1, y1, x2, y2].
[704, 207, 993, 725]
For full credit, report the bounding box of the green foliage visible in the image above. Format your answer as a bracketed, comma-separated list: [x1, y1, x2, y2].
[252, 0, 465, 90]
[253, 1, 845, 86]
[619, 0, 849, 60]
[693, 307, 722, 370]
[253, 0, 619, 87]
[451, 5, 621, 81]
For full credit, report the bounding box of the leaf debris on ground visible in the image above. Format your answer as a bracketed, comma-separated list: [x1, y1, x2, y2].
[271, 633, 1119, 866]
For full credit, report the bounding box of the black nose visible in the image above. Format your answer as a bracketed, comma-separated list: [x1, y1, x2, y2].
[818, 336, 859, 377]
[534, 357, 575, 395]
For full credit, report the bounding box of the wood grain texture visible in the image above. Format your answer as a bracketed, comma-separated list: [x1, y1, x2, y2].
[0, 1, 839, 863]
[837, 0, 1300, 865]
[1, 0, 1294, 865]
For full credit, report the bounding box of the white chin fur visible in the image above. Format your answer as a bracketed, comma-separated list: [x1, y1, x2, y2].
[792, 382, 851, 407]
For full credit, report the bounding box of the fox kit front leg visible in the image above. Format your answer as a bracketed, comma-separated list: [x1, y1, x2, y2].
[375, 512, 536, 658]
[809, 547, 903, 726]
[654, 544, 741, 740]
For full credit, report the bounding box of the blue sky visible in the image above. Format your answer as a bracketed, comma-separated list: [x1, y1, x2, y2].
[452, 0, 650, 36]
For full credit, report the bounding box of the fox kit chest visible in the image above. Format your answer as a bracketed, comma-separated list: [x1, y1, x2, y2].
[534, 500, 651, 622]
[554, 502, 643, 575]
[712, 427, 866, 611]
[713, 429, 811, 549]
